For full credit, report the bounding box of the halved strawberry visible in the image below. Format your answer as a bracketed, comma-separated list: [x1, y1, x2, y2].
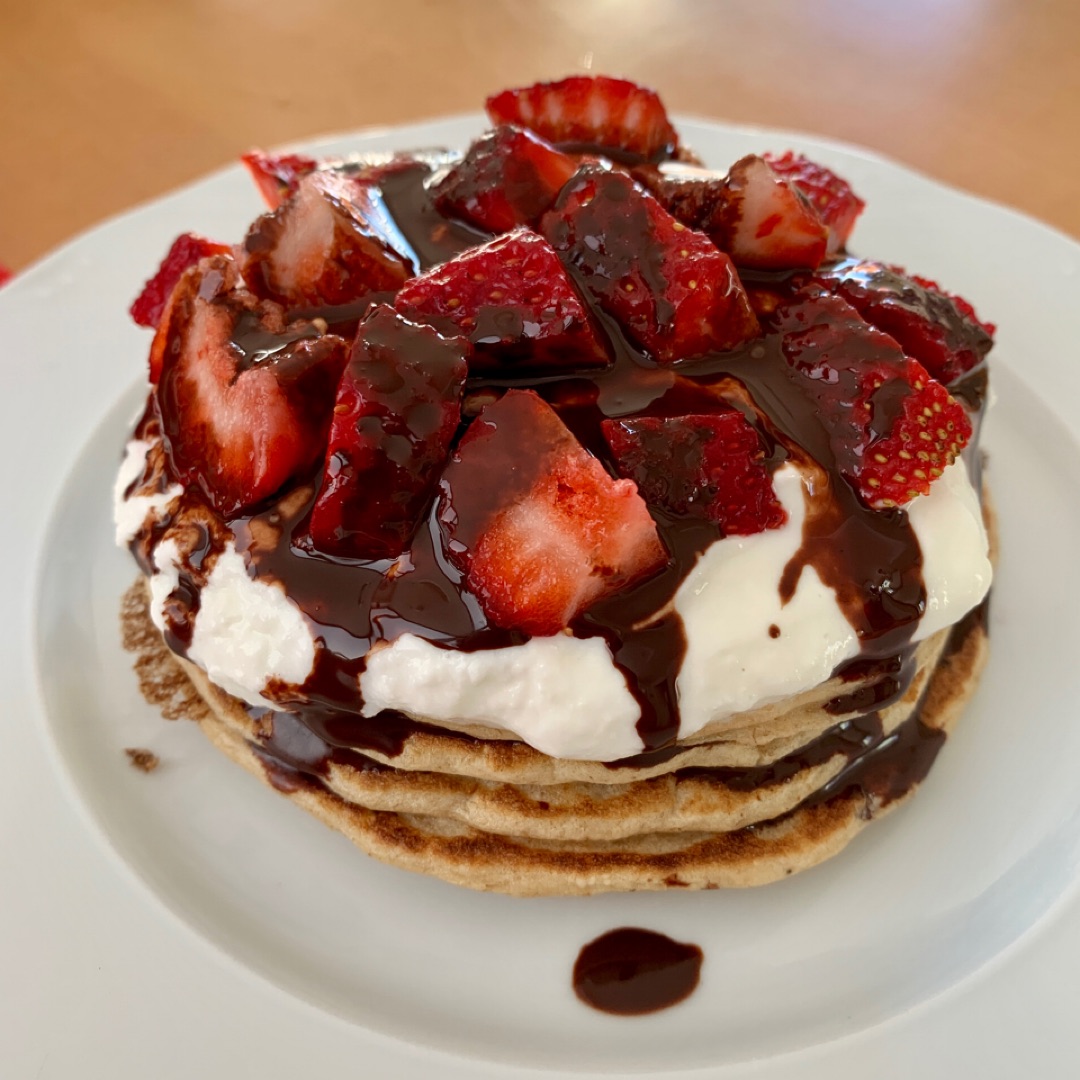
[485, 75, 679, 162]
[714, 155, 828, 270]
[393, 227, 608, 374]
[763, 151, 865, 252]
[241, 150, 320, 210]
[773, 289, 972, 507]
[634, 158, 827, 270]
[602, 412, 786, 535]
[815, 259, 995, 384]
[438, 390, 666, 635]
[431, 125, 577, 234]
[241, 170, 416, 308]
[130, 232, 232, 330]
[154, 254, 350, 517]
[308, 306, 469, 560]
[541, 166, 760, 363]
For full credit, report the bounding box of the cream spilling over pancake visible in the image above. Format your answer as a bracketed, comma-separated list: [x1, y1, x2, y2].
[116, 74, 995, 894]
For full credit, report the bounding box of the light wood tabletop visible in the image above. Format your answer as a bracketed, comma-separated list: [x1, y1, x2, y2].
[2, 0, 1078, 272]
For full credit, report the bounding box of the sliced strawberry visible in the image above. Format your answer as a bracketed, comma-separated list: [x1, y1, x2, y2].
[394, 227, 608, 374]
[0, 263, 12, 287]
[130, 233, 232, 330]
[541, 166, 760, 363]
[241, 170, 416, 308]
[815, 259, 995, 384]
[485, 75, 679, 162]
[763, 151, 865, 253]
[633, 158, 827, 270]
[241, 150, 321, 210]
[308, 306, 469, 560]
[431, 125, 576, 234]
[438, 390, 666, 635]
[713, 156, 828, 270]
[773, 289, 972, 507]
[155, 254, 350, 517]
[602, 412, 786, 535]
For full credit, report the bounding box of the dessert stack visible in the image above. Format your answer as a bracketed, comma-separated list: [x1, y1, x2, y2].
[118, 76, 993, 894]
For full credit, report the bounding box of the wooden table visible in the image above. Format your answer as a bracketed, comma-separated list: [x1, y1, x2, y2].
[2, 0, 1078, 271]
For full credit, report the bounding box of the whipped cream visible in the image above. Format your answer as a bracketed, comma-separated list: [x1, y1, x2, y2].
[112, 438, 182, 546]
[361, 634, 643, 760]
[149, 537, 316, 710]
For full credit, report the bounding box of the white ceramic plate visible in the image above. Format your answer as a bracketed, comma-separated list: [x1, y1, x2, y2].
[6, 116, 1080, 1079]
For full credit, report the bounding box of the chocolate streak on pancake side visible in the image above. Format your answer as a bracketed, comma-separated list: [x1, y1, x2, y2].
[137, 159, 983, 761]
[573, 928, 703, 1016]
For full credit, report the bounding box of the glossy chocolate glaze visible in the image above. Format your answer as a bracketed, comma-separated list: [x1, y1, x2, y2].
[135, 156, 990, 761]
[248, 600, 985, 820]
[573, 928, 703, 1015]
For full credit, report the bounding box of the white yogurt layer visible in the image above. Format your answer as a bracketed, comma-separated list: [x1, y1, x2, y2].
[148, 539, 316, 710]
[112, 438, 182, 546]
[361, 633, 643, 760]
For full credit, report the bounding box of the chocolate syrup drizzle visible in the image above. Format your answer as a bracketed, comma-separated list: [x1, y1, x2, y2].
[573, 928, 703, 1016]
[134, 157, 990, 772]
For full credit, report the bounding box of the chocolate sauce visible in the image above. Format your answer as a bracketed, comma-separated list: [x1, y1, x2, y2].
[137, 151, 990, 761]
[573, 928, 702, 1015]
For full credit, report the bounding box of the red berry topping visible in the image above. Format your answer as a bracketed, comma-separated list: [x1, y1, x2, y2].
[432, 125, 577, 234]
[634, 158, 827, 270]
[715, 156, 828, 270]
[130, 232, 232, 330]
[541, 167, 760, 363]
[240, 150, 320, 210]
[308, 306, 469, 560]
[602, 412, 786, 535]
[155, 255, 350, 517]
[763, 151, 865, 252]
[0, 263, 12, 287]
[773, 290, 972, 508]
[815, 258, 994, 384]
[439, 390, 666, 635]
[241, 170, 416, 308]
[394, 227, 608, 374]
[486, 75, 679, 162]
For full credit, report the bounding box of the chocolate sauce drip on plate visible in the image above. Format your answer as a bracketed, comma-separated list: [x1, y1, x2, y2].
[573, 928, 702, 1015]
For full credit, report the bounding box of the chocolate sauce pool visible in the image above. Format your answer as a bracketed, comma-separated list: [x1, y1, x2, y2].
[573, 928, 703, 1015]
[136, 156, 989, 764]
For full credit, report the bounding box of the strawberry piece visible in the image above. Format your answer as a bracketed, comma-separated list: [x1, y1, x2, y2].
[154, 254, 350, 516]
[602, 412, 786, 535]
[241, 170, 416, 308]
[0, 263, 12, 287]
[431, 125, 576, 234]
[485, 75, 679, 162]
[308, 306, 469, 560]
[241, 150, 320, 210]
[438, 390, 666, 635]
[634, 158, 827, 270]
[541, 166, 760, 363]
[763, 151, 865, 253]
[130, 232, 232, 330]
[815, 259, 995, 384]
[773, 289, 972, 507]
[394, 227, 608, 374]
[713, 156, 828, 270]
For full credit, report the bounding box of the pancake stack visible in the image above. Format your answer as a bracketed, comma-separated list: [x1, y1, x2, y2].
[116, 75, 995, 896]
